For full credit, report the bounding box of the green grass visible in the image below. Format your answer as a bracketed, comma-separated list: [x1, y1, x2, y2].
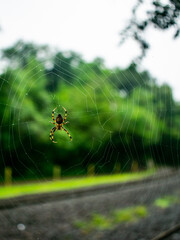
[75, 213, 112, 233]
[113, 206, 147, 223]
[74, 205, 148, 232]
[154, 195, 180, 208]
[0, 170, 154, 199]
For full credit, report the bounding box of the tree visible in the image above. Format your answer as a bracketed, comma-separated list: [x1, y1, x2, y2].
[120, 0, 180, 60]
[46, 51, 83, 92]
[1, 40, 49, 68]
[108, 63, 155, 95]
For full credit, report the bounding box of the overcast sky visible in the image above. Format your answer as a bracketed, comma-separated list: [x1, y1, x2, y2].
[0, 0, 180, 100]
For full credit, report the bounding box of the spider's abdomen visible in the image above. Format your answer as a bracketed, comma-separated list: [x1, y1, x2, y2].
[56, 114, 63, 124]
[57, 124, 62, 130]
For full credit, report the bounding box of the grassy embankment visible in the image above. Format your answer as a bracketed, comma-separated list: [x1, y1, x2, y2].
[0, 170, 154, 199]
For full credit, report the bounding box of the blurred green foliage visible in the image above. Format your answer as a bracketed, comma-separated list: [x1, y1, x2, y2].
[0, 41, 180, 180]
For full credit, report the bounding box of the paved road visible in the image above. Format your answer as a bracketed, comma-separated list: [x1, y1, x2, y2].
[0, 170, 180, 240]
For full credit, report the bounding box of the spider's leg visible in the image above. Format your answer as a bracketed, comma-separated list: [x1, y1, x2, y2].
[62, 106, 67, 122]
[49, 121, 56, 125]
[62, 127, 72, 141]
[49, 127, 55, 140]
[49, 126, 57, 143]
[63, 121, 69, 125]
[52, 107, 57, 122]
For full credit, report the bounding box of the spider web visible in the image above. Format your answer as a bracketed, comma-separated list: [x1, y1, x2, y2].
[1, 43, 179, 240]
[1, 44, 178, 180]
[0, 1, 180, 239]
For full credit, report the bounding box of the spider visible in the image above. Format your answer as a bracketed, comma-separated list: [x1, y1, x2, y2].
[49, 107, 72, 143]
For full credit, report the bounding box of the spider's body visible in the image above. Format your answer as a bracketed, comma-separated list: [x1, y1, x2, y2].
[49, 107, 72, 143]
[56, 114, 63, 129]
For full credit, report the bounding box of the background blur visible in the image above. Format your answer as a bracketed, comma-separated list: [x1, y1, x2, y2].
[0, 0, 180, 181]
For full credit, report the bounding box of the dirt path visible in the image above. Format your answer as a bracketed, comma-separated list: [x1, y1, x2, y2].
[0, 170, 180, 240]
